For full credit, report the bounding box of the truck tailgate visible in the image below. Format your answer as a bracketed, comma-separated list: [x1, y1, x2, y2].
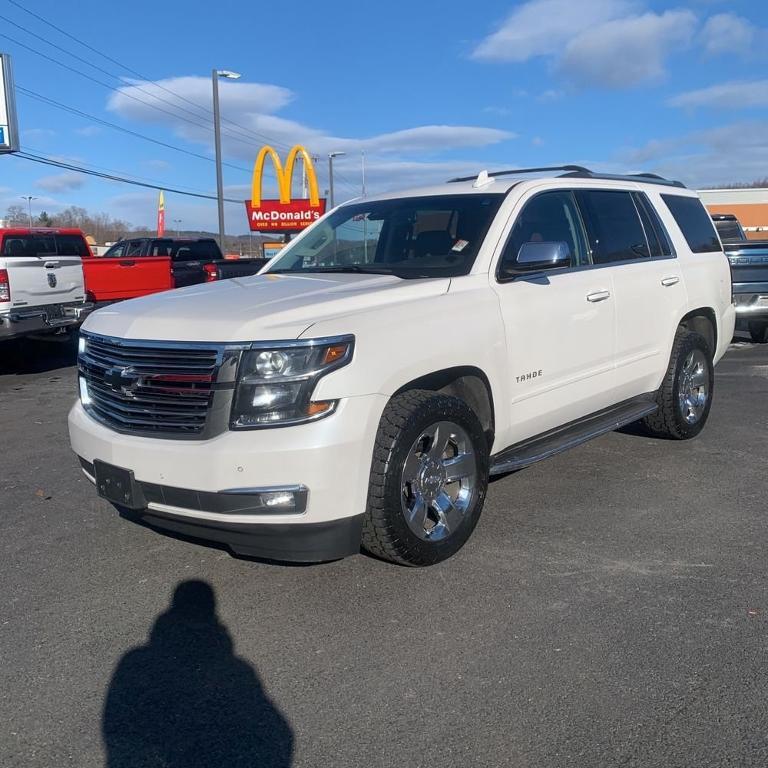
[4, 256, 85, 307]
[82, 256, 173, 302]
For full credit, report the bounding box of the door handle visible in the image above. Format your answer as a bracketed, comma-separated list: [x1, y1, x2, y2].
[119, 260, 136, 267]
[661, 276, 680, 287]
[586, 290, 611, 303]
[43, 261, 60, 269]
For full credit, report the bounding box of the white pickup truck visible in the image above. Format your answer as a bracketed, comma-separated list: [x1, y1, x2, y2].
[69, 167, 735, 566]
[0, 227, 91, 340]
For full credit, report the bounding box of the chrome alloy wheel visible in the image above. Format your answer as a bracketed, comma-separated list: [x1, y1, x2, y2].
[678, 348, 709, 424]
[400, 420, 477, 542]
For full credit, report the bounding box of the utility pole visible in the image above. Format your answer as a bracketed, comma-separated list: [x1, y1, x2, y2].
[361, 151, 366, 197]
[21, 195, 37, 227]
[212, 69, 241, 250]
[328, 151, 346, 208]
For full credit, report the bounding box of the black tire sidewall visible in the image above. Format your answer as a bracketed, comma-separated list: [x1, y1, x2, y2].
[379, 395, 489, 565]
[670, 333, 714, 439]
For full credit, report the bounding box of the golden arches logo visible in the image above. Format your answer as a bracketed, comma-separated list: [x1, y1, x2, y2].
[250, 145, 320, 207]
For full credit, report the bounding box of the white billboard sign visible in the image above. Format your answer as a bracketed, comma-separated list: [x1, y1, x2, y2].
[0, 54, 19, 154]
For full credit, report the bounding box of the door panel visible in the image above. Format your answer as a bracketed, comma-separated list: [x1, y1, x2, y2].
[494, 270, 616, 443]
[612, 259, 686, 399]
[491, 189, 617, 445]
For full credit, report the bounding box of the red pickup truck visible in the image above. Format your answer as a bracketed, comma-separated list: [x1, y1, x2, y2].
[82, 250, 172, 305]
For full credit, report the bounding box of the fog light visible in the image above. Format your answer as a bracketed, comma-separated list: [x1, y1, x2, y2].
[262, 491, 295, 508]
[78, 336, 87, 355]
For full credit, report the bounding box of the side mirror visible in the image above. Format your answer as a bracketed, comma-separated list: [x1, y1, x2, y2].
[516, 240, 571, 270]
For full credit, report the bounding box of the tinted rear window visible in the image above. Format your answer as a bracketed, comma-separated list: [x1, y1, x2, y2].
[661, 195, 721, 253]
[1, 234, 88, 258]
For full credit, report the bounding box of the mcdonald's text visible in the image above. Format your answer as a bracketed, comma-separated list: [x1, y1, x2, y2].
[245, 198, 327, 232]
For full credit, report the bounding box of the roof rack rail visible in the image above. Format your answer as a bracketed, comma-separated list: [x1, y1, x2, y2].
[448, 165, 590, 183]
[559, 170, 686, 188]
[448, 166, 686, 189]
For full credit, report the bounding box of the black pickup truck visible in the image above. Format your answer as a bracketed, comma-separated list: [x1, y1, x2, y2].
[724, 240, 768, 343]
[103, 237, 267, 288]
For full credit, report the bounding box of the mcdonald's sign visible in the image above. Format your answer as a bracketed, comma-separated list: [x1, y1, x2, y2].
[245, 145, 327, 233]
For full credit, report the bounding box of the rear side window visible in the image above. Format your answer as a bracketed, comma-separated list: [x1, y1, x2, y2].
[575, 190, 648, 264]
[190, 241, 220, 260]
[661, 195, 721, 253]
[632, 193, 674, 258]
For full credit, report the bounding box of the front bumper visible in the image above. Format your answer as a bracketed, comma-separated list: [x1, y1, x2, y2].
[0, 301, 93, 339]
[69, 393, 386, 561]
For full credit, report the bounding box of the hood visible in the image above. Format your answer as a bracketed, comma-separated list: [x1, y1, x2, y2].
[82, 272, 451, 342]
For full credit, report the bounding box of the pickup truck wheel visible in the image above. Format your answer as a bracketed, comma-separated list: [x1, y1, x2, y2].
[362, 390, 489, 566]
[642, 329, 713, 440]
[748, 321, 768, 344]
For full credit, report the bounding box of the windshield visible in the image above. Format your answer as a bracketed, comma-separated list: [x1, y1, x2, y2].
[267, 194, 503, 278]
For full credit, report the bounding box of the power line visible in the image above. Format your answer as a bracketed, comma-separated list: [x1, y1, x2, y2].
[0, 31, 278, 153]
[12, 151, 247, 203]
[17, 86, 254, 175]
[5, 0, 296, 152]
[21, 144, 232, 198]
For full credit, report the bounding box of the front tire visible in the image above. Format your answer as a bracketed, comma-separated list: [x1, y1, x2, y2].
[642, 329, 714, 440]
[362, 390, 489, 566]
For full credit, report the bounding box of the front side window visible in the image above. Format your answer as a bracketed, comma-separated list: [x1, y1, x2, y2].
[662, 195, 722, 253]
[124, 240, 146, 257]
[575, 190, 649, 264]
[498, 190, 588, 278]
[104, 242, 126, 258]
[267, 194, 504, 279]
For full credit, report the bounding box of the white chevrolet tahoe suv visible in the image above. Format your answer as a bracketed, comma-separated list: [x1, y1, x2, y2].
[68, 167, 735, 566]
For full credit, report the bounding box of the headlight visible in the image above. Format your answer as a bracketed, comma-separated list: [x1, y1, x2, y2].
[230, 336, 354, 429]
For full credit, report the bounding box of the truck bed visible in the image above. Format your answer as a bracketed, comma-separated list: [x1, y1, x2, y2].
[82, 255, 173, 303]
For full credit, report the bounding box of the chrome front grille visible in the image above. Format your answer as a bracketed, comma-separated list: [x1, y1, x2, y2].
[79, 334, 223, 437]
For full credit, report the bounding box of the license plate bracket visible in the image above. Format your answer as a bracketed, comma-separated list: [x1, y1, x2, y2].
[94, 460, 146, 510]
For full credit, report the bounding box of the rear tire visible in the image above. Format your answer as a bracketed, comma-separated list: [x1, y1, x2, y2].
[362, 390, 489, 566]
[748, 321, 768, 344]
[642, 328, 714, 440]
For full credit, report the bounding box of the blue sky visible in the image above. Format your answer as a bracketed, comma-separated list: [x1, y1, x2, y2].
[0, 0, 766, 234]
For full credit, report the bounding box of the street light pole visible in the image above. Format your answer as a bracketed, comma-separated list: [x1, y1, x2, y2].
[173, 219, 182, 237]
[21, 195, 37, 227]
[212, 69, 241, 251]
[328, 151, 346, 208]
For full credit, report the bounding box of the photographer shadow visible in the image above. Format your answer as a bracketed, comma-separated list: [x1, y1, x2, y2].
[102, 580, 293, 767]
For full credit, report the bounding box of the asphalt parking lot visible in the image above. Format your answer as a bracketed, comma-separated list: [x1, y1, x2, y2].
[2, 334, 767, 768]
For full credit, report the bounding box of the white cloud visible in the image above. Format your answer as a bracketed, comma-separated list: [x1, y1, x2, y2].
[668, 80, 768, 110]
[559, 10, 697, 87]
[619, 120, 768, 188]
[536, 89, 564, 103]
[700, 13, 755, 56]
[108, 76, 513, 164]
[473, 1, 702, 88]
[471, 0, 635, 62]
[75, 125, 102, 137]
[23, 128, 56, 140]
[35, 172, 87, 193]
